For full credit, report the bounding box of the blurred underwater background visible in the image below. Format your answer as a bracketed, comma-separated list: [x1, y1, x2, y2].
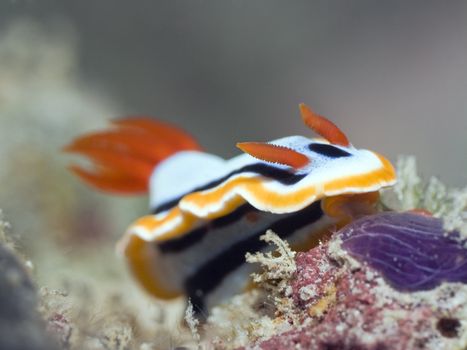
[0, 1, 466, 349]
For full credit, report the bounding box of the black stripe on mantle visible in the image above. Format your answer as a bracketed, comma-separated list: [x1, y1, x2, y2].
[158, 204, 254, 253]
[152, 162, 307, 214]
[183, 200, 324, 314]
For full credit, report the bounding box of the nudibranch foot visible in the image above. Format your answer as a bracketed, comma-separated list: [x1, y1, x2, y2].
[321, 191, 380, 224]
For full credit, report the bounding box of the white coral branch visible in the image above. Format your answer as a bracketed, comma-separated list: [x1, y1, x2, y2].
[245, 230, 299, 321]
[245, 230, 296, 287]
[382, 155, 467, 238]
[184, 299, 201, 350]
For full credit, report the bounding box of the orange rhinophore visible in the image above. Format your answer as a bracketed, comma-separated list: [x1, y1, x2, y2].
[299, 103, 350, 147]
[236, 142, 310, 169]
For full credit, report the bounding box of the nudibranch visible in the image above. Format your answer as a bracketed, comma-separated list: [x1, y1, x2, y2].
[64, 104, 396, 314]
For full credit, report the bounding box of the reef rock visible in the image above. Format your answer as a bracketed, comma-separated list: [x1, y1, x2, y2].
[0, 244, 59, 350]
[246, 212, 467, 350]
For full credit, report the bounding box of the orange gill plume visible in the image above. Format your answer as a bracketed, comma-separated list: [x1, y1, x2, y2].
[236, 142, 310, 170]
[64, 117, 201, 194]
[299, 103, 350, 147]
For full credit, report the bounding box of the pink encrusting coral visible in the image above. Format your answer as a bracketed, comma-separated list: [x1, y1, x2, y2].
[289, 245, 337, 311]
[245, 212, 467, 350]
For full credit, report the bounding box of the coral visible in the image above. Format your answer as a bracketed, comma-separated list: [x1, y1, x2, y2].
[39, 282, 195, 350]
[245, 230, 297, 288]
[92, 316, 134, 350]
[0, 215, 59, 350]
[0, 210, 15, 250]
[245, 230, 297, 320]
[244, 212, 467, 350]
[184, 300, 201, 350]
[200, 232, 298, 349]
[290, 245, 338, 317]
[39, 289, 74, 348]
[203, 290, 288, 350]
[382, 155, 467, 237]
[391, 156, 423, 211]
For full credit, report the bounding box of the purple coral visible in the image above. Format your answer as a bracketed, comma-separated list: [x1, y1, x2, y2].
[340, 212, 467, 291]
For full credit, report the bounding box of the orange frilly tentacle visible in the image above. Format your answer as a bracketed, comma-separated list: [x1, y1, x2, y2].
[112, 118, 200, 150]
[64, 117, 202, 195]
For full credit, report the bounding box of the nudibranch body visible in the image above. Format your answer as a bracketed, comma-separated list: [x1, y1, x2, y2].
[65, 104, 396, 313]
